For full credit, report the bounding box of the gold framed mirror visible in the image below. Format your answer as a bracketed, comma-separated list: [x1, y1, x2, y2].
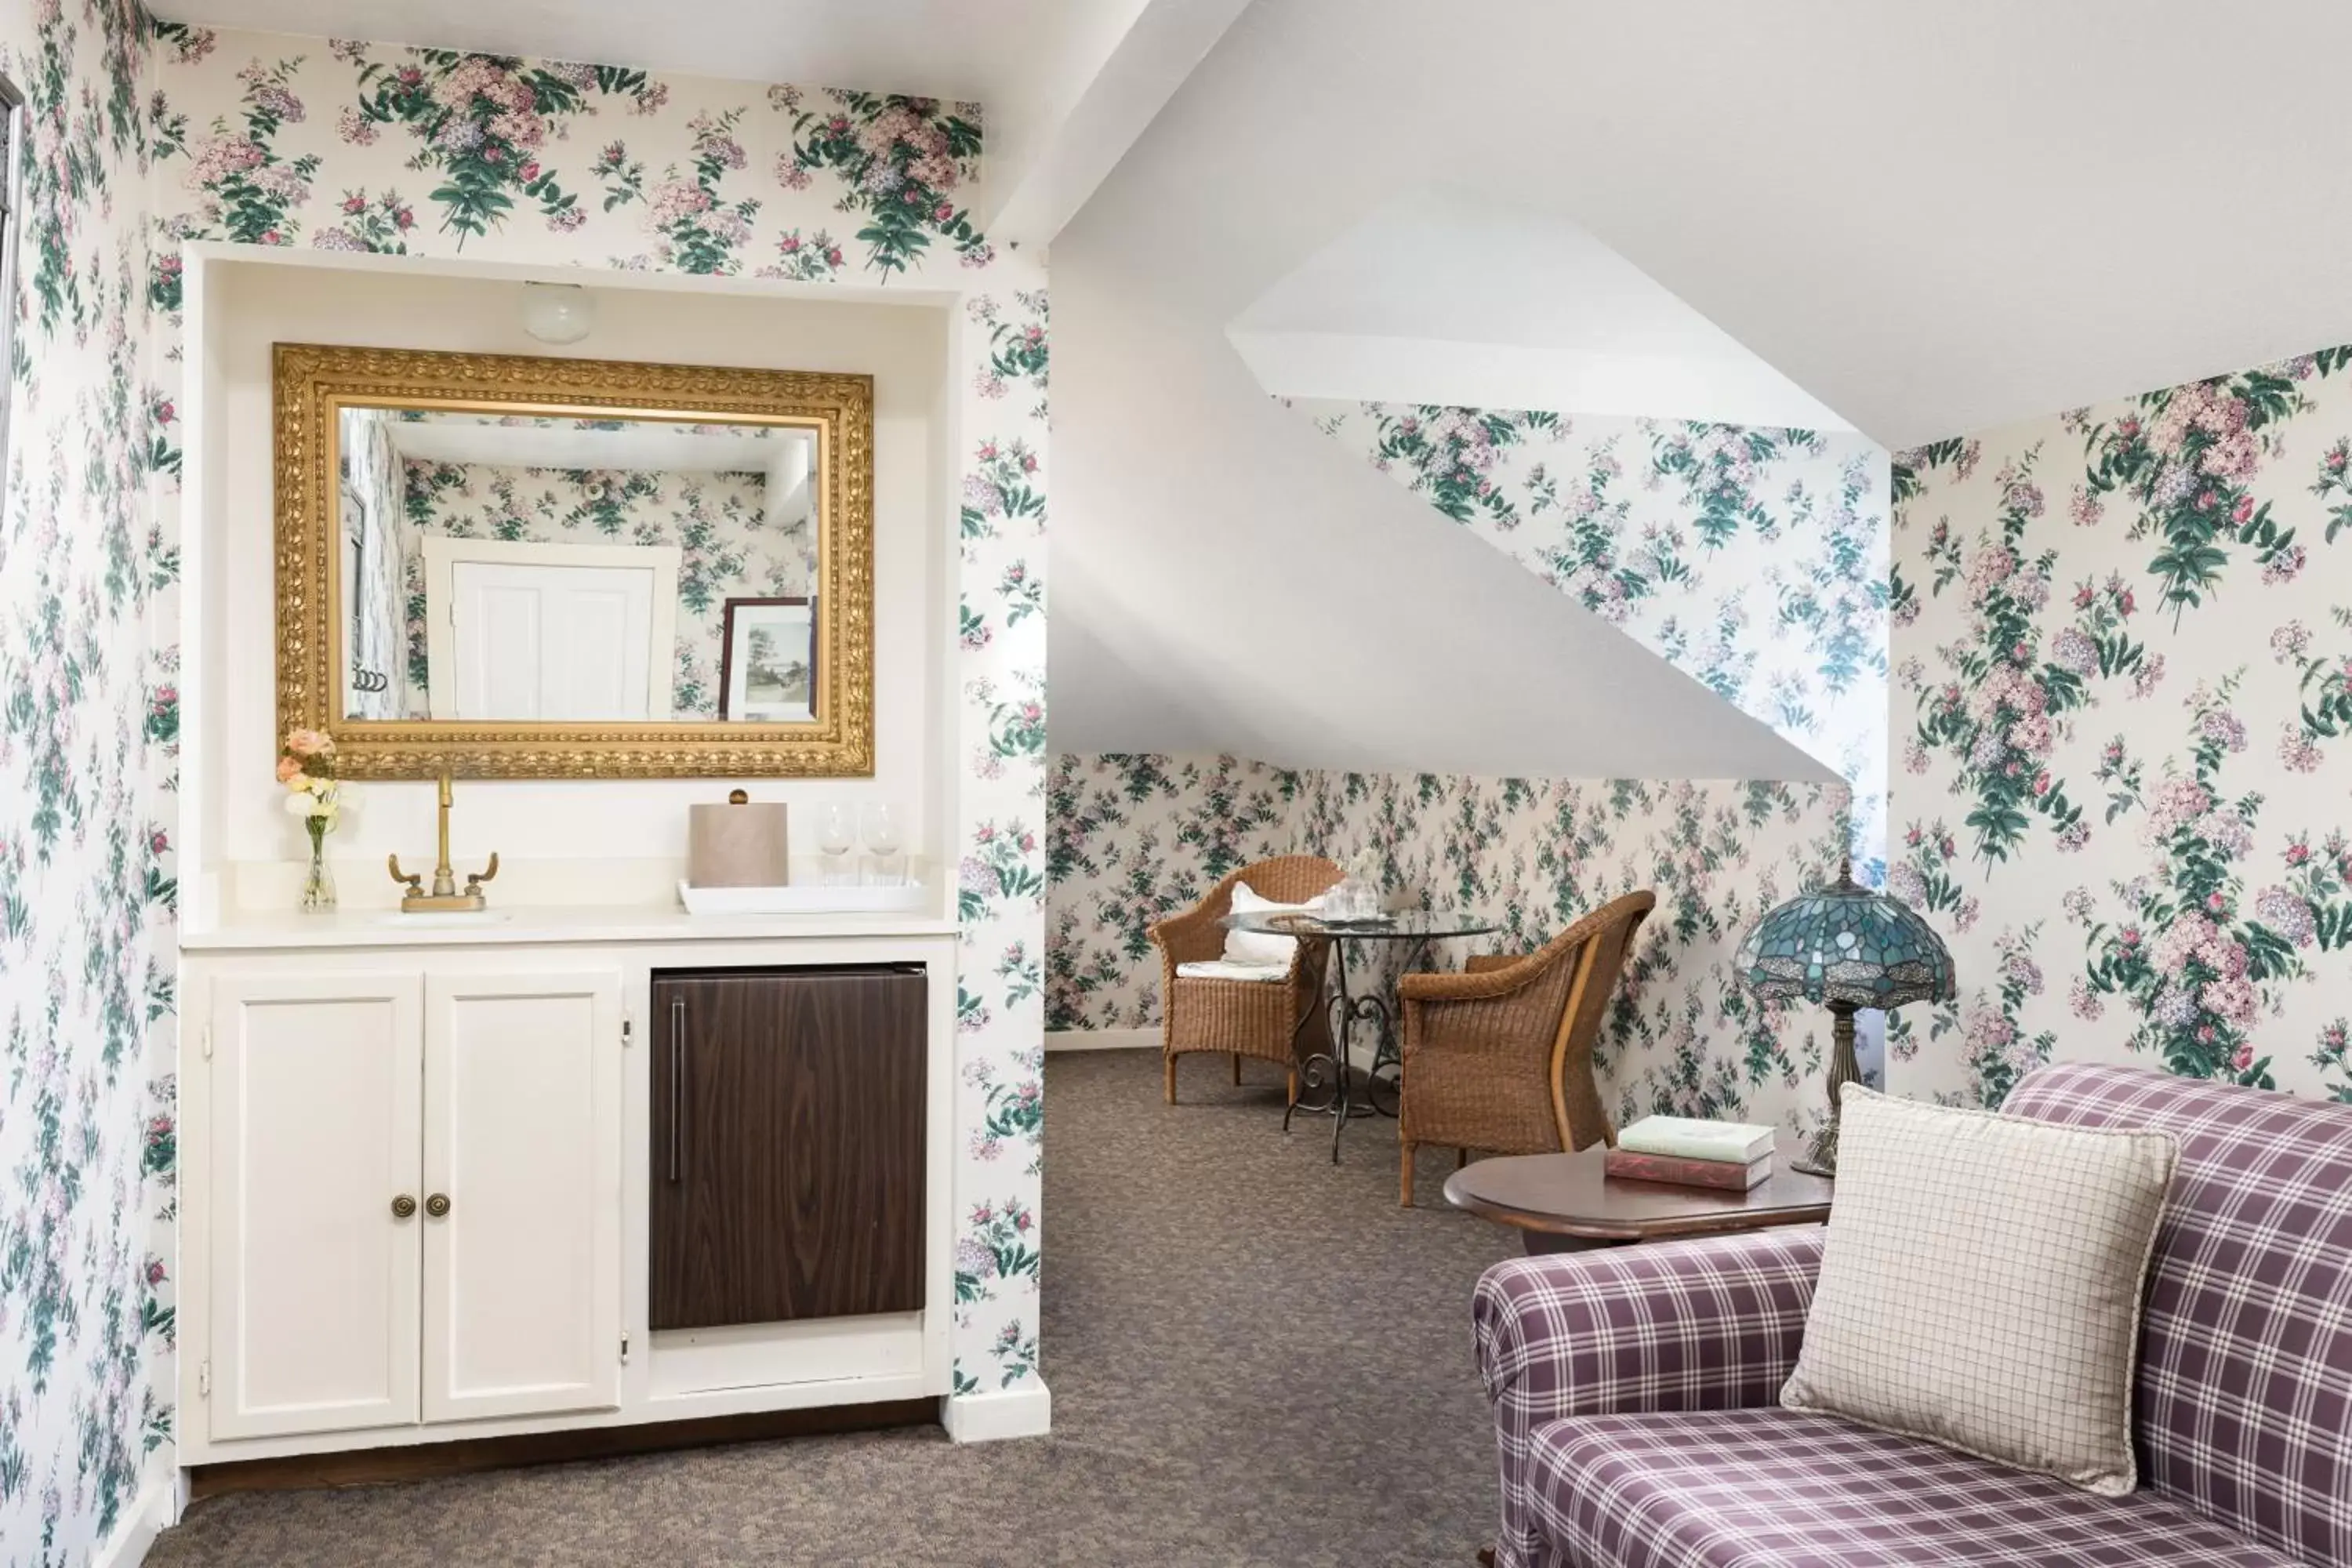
[274, 342, 874, 778]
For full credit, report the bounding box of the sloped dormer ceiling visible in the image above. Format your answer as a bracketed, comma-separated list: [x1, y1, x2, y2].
[1051, 0, 2352, 773]
[1047, 280, 1834, 782]
[1059, 0, 2352, 452]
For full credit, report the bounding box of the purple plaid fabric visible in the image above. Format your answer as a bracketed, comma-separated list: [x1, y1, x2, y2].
[2002, 1062, 2352, 1567]
[1471, 1227, 1824, 1567]
[1526, 1407, 2298, 1567]
[1475, 1063, 2352, 1567]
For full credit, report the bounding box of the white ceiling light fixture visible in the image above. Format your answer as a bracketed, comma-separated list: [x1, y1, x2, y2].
[521, 282, 594, 346]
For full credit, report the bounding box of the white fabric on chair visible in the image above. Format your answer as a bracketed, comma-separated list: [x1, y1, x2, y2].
[1222, 882, 1327, 967]
[1176, 960, 1292, 983]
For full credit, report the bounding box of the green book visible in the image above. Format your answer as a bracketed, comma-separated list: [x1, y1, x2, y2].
[1616, 1115, 1776, 1164]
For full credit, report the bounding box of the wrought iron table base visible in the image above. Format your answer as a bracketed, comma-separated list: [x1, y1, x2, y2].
[1282, 937, 1425, 1162]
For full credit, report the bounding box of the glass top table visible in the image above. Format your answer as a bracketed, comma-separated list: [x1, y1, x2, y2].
[1222, 907, 1499, 1160]
[1225, 909, 1501, 942]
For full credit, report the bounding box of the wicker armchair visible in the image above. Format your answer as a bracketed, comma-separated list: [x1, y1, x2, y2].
[1148, 855, 1344, 1105]
[1395, 890, 1655, 1205]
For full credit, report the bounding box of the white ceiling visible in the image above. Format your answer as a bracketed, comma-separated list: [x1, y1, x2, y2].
[1230, 187, 1853, 430]
[1072, 0, 2352, 450]
[158, 0, 1083, 100]
[381, 418, 805, 475]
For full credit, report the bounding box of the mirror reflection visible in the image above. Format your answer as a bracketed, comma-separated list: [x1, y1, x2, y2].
[338, 405, 821, 722]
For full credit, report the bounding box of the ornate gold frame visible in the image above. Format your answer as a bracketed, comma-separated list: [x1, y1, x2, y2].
[274, 343, 874, 779]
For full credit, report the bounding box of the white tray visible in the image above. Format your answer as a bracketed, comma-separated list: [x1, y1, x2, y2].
[676, 878, 928, 916]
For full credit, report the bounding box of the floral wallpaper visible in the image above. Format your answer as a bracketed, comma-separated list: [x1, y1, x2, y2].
[1047, 755, 1850, 1134]
[395, 457, 799, 717]
[1890, 347, 2352, 1105]
[0, 19, 1050, 1501]
[0, 0, 175, 1559]
[1047, 753, 1299, 1030]
[1294, 401, 1891, 882]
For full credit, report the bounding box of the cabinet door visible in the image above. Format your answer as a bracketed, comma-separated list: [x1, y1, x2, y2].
[423, 970, 622, 1423]
[651, 968, 927, 1330]
[207, 971, 423, 1441]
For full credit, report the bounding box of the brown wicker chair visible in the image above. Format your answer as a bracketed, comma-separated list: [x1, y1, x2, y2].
[1148, 855, 1344, 1105]
[1394, 890, 1656, 1205]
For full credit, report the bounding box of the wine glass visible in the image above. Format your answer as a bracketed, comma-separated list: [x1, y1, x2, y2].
[815, 803, 855, 887]
[862, 802, 905, 887]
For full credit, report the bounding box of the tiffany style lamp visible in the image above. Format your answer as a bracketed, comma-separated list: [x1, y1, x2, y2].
[1737, 863, 1956, 1177]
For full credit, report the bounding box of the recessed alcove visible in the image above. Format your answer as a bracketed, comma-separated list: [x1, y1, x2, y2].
[178, 245, 964, 926]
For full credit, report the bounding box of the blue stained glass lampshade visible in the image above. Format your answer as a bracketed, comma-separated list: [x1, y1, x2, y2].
[1737, 866, 1956, 1011]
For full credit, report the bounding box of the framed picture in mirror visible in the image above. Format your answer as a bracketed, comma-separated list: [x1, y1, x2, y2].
[718, 597, 817, 722]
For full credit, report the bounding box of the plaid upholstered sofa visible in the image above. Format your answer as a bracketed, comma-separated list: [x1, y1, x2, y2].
[1470, 1062, 2351, 1567]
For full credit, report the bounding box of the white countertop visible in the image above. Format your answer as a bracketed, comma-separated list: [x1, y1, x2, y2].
[180, 903, 962, 951]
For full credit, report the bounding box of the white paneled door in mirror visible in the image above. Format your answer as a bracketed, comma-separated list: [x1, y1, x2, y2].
[203, 973, 424, 1441]
[422, 971, 623, 1424]
[343, 405, 818, 724]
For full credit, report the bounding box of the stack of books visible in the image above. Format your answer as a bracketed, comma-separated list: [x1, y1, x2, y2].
[1606, 1115, 1776, 1191]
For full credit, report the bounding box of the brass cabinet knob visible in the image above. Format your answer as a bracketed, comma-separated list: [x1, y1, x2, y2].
[391, 1194, 417, 1219]
[425, 1193, 451, 1218]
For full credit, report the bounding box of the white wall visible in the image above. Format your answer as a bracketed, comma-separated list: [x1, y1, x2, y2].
[1229, 188, 1854, 431]
[1047, 275, 1834, 784]
[201, 257, 949, 909]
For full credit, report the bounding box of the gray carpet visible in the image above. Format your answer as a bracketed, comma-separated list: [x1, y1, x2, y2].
[151, 1049, 1518, 1566]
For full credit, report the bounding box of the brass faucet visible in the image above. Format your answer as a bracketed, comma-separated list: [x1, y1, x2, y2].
[388, 768, 499, 912]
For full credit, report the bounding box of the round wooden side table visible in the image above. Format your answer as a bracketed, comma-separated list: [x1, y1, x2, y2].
[1443, 1132, 1832, 1253]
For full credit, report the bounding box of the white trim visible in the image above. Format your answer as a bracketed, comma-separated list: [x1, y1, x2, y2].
[940, 1381, 1051, 1443]
[90, 1475, 176, 1568]
[1044, 1025, 1159, 1052]
[419, 535, 681, 720]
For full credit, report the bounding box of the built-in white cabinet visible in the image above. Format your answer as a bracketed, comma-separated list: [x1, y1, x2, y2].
[205, 971, 425, 1439]
[422, 971, 623, 1423]
[179, 920, 960, 1468]
[198, 964, 623, 1443]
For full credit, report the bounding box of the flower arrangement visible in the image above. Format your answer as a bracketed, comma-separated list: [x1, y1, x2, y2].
[279, 728, 344, 909]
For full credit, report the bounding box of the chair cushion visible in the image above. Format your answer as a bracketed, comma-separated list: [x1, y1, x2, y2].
[1221, 881, 1323, 967]
[1174, 960, 1290, 983]
[1528, 1407, 2293, 1568]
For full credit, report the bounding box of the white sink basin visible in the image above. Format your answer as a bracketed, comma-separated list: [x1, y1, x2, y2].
[379, 909, 510, 927]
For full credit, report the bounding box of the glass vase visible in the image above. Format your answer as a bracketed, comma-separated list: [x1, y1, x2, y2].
[300, 822, 336, 913]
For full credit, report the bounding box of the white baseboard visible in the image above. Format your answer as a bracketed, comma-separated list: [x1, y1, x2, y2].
[1044, 1025, 1157, 1053]
[92, 1475, 175, 1568]
[940, 1381, 1052, 1443]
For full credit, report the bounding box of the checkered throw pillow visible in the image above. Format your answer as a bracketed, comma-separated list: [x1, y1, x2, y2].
[1781, 1085, 2176, 1496]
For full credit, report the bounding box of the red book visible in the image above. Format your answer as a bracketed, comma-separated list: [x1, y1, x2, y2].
[1605, 1147, 1771, 1191]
